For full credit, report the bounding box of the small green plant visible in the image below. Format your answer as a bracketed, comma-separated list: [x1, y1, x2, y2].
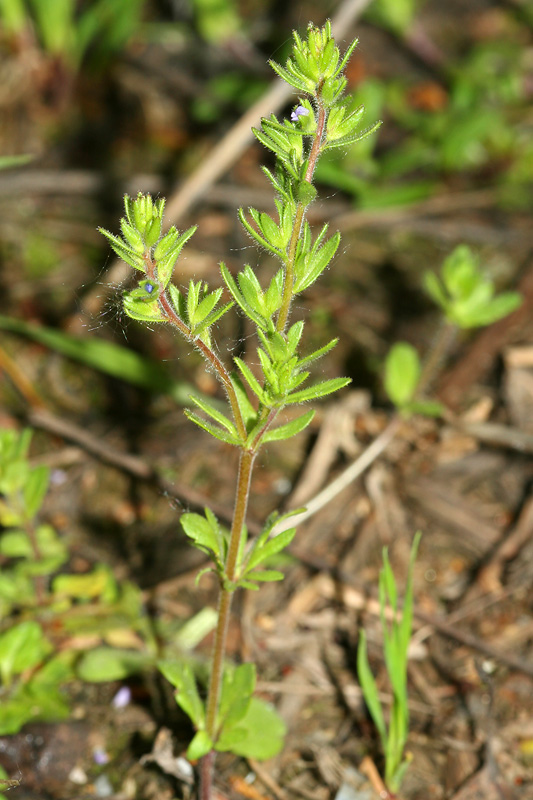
[384, 244, 522, 412]
[0, 427, 215, 734]
[0, 428, 72, 733]
[357, 532, 421, 794]
[100, 21, 380, 799]
[0, 0, 146, 69]
[424, 244, 521, 330]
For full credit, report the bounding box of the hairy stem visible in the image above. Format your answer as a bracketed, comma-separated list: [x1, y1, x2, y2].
[199, 750, 215, 800]
[200, 448, 256, 798]
[276, 102, 327, 333]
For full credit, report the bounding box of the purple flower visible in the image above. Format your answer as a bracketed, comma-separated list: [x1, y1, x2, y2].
[93, 747, 109, 766]
[112, 686, 131, 709]
[145, 282, 154, 293]
[291, 105, 310, 123]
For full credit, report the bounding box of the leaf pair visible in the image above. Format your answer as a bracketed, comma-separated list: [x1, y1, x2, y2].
[232, 322, 348, 410]
[159, 660, 286, 761]
[424, 244, 521, 329]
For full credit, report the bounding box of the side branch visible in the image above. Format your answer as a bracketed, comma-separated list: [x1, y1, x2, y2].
[145, 255, 248, 442]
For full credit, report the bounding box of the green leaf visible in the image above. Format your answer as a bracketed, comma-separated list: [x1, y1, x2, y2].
[406, 400, 444, 417]
[398, 532, 421, 655]
[220, 262, 267, 329]
[238, 208, 283, 258]
[261, 409, 315, 443]
[188, 395, 240, 439]
[215, 696, 286, 760]
[357, 630, 387, 746]
[32, 651, 76, 685]
[285, 376, 350, 404]
[268, 60, 313, 94]
[155, 226, 197, 288]
[123, 292, 165, 323]
[0, 621, 51, 685]
[0, 530, 32, 558]
[296, 180, 318, 205]
[234, 358, 267, 403]
[35, 524, 68, 566]
[442, 245, 479, 297]
[120, 219, 145, 253]
[297, 338, 338, 368]
[98, 228, 145, 271]
[458, 291, 522, 328]
[230, 373, 257, 429]
[53, 565, 116, 601]
[0, 154, 33, 170]
[0, 571, 35, 609]
[384, 343, 420, 407]
[246, 527, 296, 572]
[0, 681, 69, 735]
[158, 660, 205, 728]
[78, 648, 151, 682]
[184, 410, 241, 446]
[173, 608, 218, 650]
[23, 465, 49, 518]
[219, 663, 256, 729]
[297, 230, 341, 293]
[180, 511, 222, 558]
[187, 730, 213, 761]
[191, 288, 223, 328]
[0, 315, 195, 405]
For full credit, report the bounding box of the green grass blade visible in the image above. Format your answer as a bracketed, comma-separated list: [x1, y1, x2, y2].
[0, 314, 194, 404]
[357, 629, 387, 748]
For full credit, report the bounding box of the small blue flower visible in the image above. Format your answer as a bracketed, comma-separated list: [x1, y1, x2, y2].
[145, 282, 154, 294]
[112, 686, 131, 709]
[93, 747, 109, 766]
[291, 105, 310, 123]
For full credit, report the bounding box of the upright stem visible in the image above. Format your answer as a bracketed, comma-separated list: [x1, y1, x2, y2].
[276, 102, 327, 333]
[200, 448, 256, 799]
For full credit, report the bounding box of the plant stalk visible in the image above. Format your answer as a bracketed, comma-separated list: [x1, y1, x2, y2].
[200, 448, 256, 799]
[276, 102, 327, 333]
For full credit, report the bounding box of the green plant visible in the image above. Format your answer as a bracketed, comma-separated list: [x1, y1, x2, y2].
[0, 427, 216, 734]
[0, 0, 146, 69]
[100, 21, 380, 799]
[357, 532, 421, 794]
[97, 20, 524, 798]
[316, 35, 530, 210]
[384, 244, 522, 412]
[365, 0, 425, 37]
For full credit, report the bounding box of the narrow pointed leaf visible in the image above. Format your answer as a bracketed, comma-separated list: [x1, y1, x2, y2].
[184, 410, 240, 445]
[261, 409, 315, 443]
[246, 527, 296, 572]
[357, 630, 387, 746]
[285, 376, 350, 404]
[188, 395, 239, 436]
[234, 358, 266, 402]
